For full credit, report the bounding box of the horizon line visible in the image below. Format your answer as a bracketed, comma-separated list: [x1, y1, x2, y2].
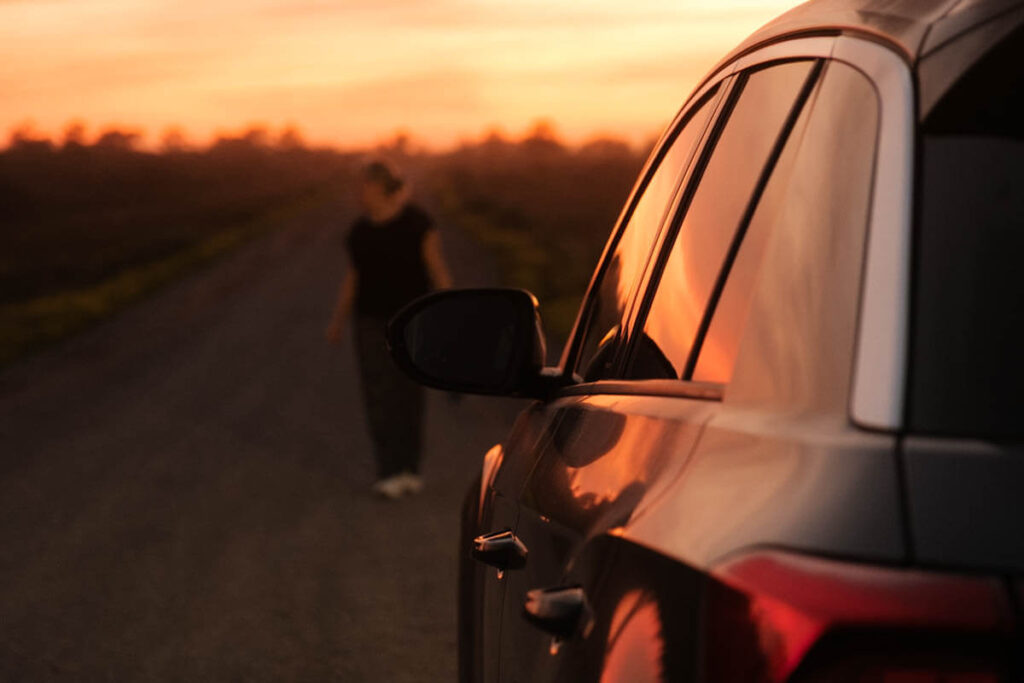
[3, 117, 664, 155]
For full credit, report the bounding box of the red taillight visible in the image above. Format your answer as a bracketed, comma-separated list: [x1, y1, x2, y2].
[704, 550, 1014, 682]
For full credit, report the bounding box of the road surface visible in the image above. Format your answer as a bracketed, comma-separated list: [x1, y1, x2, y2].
[0, 198, 524, 681]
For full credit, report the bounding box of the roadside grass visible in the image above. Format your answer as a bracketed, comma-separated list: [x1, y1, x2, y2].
[431, 181, 601, 348]
[441, 201, 585, 345]
[0, 197, 317, 367]
[417, 136, 643, 351]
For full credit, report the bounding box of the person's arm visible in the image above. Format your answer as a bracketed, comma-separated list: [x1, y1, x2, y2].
[422, 230, 454, 290]
[326, 268, 358, 344]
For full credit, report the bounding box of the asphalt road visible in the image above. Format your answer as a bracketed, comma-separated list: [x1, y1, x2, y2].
[0, 199, 523, 682]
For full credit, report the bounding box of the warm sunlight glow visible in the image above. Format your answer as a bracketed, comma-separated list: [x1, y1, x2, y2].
[600, 590, 665, 682]
[1, 0, 798, 147]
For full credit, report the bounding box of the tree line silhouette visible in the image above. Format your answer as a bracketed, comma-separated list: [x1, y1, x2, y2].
[1, 125, 355, 304]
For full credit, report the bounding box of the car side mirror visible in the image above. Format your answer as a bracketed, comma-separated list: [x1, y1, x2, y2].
[387, 288, 558, 398]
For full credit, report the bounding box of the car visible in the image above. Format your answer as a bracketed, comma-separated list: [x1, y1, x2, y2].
[387, 0, 1024, 680]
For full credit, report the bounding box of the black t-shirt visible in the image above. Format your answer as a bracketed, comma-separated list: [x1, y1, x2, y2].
[347, 203, 434, 318]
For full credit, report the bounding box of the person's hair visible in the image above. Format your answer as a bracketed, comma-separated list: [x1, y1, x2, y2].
[361, 160, 404, 196]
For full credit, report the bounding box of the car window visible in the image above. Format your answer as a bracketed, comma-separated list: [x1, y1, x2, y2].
[627, 61, 817, 381]
[573, 88, 717, 382]
[692, 65, 823, 384]
[724, 61, 879, 411]
[910, 24, 1024, 439]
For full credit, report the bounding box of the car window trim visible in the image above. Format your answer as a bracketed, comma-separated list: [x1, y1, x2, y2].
[681, 59, 825, 380]
[558, 378, 725, 401]
[617, 74, 744, 377]
[831, 36, 915, 432]
[606, 76, 742, 379]
[561, 83, 724, 377]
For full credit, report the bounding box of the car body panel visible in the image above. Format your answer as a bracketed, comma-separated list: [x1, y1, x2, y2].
[620, 410, 904, 569]
[528, 535, 706, 683]
[703, 0, 955, 80]
[495, 394, 716, 681]
[921, 0, 1024, 55]
[918, 4, 1024, 117]
[476, 491, 518, 683]
[904, 438, 1024, 573]
[520, 395, 716, 537]
[469, 404, 560, 683]
[708, 0, 1022, 77]
[834, 36, 915, 432]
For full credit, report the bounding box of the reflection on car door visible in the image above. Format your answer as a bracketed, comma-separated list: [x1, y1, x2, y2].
[502, 395, 717, 681]
[473, 403, 559, 683]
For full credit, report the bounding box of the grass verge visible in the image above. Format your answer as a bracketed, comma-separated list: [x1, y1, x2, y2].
[0, 197, 316, 367]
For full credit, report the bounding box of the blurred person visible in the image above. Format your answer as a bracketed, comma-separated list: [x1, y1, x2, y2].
[326, 161, 454, 499]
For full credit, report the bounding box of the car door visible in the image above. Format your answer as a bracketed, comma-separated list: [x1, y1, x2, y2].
[494, 57, 827, 683]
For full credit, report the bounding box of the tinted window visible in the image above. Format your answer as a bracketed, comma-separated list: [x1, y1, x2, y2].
[693, 64, 822, 383]
[910, 25, 1024, 439]
[725, 61, 878, 412]
[574, 90, 716, 381]
[629, 61, 815, 380]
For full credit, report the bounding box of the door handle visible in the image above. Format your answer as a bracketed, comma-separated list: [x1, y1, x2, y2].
[472, 529, 528, 571]
[522, 586, 592, 640]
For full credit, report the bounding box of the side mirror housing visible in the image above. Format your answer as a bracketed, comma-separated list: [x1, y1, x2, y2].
[387, 288, 556, 398]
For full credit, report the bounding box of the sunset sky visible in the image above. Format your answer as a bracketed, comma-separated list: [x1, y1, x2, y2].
[2, 0, 797, 149]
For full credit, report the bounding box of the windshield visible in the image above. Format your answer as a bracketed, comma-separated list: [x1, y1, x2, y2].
[909, 24, 1024, 439]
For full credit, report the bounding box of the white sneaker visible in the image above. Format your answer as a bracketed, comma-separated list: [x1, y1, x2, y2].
[371, 475, 406, 499]
[397, 472, 424, 496]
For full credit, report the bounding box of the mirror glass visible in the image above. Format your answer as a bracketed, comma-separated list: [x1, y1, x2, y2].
[396, 289, 538, 392]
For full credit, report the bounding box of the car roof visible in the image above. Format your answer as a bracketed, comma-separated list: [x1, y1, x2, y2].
[710, 0, 1024, 70]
